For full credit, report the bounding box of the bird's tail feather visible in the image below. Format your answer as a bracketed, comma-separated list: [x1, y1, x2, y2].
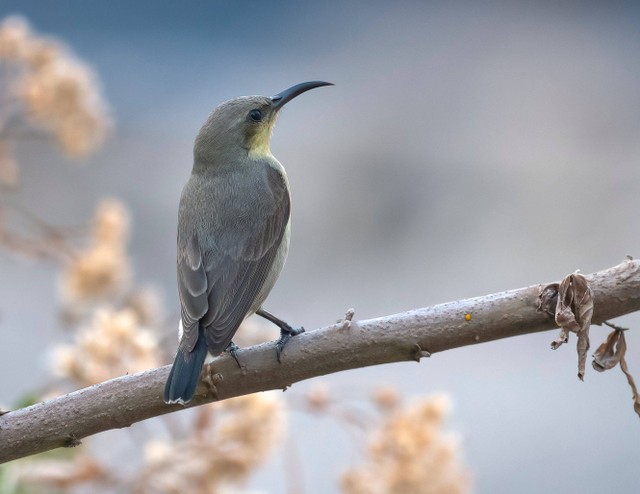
[164, 331, 208, 405]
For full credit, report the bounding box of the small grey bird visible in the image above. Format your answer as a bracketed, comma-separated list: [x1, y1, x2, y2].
[164, 81, 333, 405]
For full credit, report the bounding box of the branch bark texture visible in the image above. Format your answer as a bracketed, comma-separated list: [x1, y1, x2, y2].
[2, 260, 640, 463]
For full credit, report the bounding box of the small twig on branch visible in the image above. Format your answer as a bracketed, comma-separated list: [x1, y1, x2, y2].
[1, 259, 640, 464]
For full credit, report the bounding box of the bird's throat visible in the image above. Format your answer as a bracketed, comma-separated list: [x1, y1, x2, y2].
[247, 122, 276, 159]
[248, 139, 272, 159]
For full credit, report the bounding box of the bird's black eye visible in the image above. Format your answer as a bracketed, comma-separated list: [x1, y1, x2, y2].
[249, 109, 263, 122]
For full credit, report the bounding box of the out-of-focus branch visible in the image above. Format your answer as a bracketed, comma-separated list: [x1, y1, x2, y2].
[2, 259, 640, 464]
[0, 201, 80, 261]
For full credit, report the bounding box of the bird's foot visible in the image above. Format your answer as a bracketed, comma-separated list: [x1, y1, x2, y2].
[275, 325, 305, 363]
[255, 308, 305, 362]
[225, 341, 242, 369]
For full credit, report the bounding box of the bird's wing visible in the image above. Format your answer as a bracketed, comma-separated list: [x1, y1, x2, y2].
[177, 164, 290, 353]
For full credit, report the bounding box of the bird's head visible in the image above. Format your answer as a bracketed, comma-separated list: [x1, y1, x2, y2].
[194, 81, 333, 165]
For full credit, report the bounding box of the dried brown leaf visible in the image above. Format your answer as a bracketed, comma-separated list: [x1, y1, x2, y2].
[616, 332, 640, 419]
[544, 273, 593, 380]
[591, 329, 639, 418]
[539, 283, 567, 349]
[550, 327, 570, 350]
[537, 283, 558, 317]
[592, 329, 624, 372]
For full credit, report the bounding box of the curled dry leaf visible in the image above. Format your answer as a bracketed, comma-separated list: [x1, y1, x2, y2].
[594, 330, 640, 419]
[537, 283, 558, 317]
[592, 329, 624, 372]
[619, 350, 640, 419]
[540, 273, 594, 380]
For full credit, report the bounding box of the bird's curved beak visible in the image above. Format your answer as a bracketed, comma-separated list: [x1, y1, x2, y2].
[271, 81, 333, 110]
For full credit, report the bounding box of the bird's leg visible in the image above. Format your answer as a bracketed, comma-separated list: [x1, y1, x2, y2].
[256, 308, 305, 362]
[225, 341, 242, 369]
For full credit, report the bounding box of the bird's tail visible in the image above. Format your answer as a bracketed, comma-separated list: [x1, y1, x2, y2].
[164, 331, 208, 405]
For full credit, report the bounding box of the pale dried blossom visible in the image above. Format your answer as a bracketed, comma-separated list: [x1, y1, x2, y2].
[22, 58, 107, 156]
[59, 199, 131, 305]
[371, 385, 400, 413]
[306, 382, 331, 412]
[124, 287, 163, 329]
[341, 469, 377, 494]
[341, 394, 470, 494]
[0, 16, 31, 61]
[53, 307, 160, 386]
[10, 456, 106, 490]
[90, 197, 129, 248]
[0, 15, 109, 158]
[60, 245, 129, 303]
[135, 393, 285, 494]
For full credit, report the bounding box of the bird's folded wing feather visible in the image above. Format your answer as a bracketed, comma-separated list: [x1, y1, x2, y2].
[177, 165, 290, 353]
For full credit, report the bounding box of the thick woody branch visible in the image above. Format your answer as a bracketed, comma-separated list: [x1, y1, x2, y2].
[2, 260, 640, 463]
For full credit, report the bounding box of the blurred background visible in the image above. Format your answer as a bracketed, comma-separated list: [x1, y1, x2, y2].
[1, 1, 639, 493]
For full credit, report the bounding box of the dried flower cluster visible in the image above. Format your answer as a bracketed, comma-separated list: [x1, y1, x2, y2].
[8, 456, 107, 491]
[135, 393, 285, 494]
[54, 307, 160, 386]
[305, 382, 331, 412]
[0, 15, 109, 168]
[59, 198, 131, 306]
[53, 199, 163, 388]
[342, 394, 470, 494]
[371, 385, 400, 412]
[124, 287, 163, 329]
[0, 15, 110, 265]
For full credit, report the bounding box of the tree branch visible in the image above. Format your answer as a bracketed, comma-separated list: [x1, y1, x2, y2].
[2, 259, 640, 464]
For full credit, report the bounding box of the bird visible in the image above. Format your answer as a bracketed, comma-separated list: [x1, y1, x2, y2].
[164, 81, 333, 405]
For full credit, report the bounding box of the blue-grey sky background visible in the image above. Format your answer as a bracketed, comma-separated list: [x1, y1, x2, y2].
[1, 1, 640, 493]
